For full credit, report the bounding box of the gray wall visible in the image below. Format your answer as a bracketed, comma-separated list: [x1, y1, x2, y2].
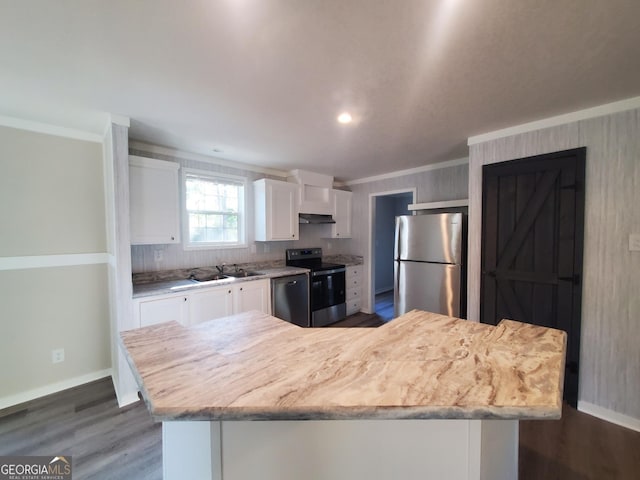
[129, 147, 351, 272]
[468, 108, 640, 421]
[347, 163, 469, 311]
[0, 125, 110, 402]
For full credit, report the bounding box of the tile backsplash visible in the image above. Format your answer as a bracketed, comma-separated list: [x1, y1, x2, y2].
[131, 224, 349, 273]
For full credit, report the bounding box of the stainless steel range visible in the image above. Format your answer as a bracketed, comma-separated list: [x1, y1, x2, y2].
[286, 248, 346, 327]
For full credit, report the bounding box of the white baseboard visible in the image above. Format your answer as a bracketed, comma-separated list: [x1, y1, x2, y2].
[578, 401, 640, 433]
[111, 376, 140, 408]
[0, 369, 112, 410]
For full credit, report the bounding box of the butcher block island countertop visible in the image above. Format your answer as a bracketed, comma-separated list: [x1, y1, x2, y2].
[120, 309, 566, 422]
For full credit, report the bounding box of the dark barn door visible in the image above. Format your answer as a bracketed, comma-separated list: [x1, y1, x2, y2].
[481, 148, 585, 407]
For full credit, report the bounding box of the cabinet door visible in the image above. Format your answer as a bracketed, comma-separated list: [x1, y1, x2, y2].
[329, 189, 352, 238]
[269, 181, 299, 240]
[190, 286, 234, 325]
[234, 279, 271, 315]
[137, 294, 188, 327]
[129, 156, 180, 245]
[254, 179, 299, 241]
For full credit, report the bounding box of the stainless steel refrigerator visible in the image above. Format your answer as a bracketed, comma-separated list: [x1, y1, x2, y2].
[394, 213, 466, 318]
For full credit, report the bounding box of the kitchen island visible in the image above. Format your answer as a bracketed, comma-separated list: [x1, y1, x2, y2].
[120, 309, 566, 480]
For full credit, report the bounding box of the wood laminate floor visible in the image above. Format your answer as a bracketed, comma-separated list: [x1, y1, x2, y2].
[2, 378, 638, 480]
[329, 292, 394, 328]
[2, 313, 639, 479]
[374, 290, 395, 322]
[519, 403, 640, 479]
[0, 377, 161, 480]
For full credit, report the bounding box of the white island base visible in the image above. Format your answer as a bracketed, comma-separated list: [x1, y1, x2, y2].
[163, 418, 518, 480]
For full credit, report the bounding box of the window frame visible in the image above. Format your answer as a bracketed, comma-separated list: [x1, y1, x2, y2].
[181, 167, 248, 250]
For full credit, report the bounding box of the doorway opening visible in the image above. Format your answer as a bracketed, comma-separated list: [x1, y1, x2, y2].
[369, 190, 415, 321]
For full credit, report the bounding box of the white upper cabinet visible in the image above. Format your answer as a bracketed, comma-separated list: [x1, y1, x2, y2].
[325, 189, 353, 238]
[129, 156, 180, 245]
[254, 178, 300, 241]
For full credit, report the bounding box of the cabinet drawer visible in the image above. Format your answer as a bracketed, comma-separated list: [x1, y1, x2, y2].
[346, 266, 362, 279]
[347, 276, 361, 289]
[347, 288, 361, 300]
[346, 298, 362, 315]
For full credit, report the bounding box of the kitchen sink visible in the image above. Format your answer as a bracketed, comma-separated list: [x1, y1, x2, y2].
[191, 274, 230, 282]
[226, 271, 261, 278]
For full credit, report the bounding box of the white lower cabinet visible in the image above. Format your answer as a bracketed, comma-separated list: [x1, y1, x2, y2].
[346, 265, 363, 316]
[137, 293, 189, 327]
[190, 286, 234, 325]
[234, 280, 271, 316]
[135, 279, 272, 328]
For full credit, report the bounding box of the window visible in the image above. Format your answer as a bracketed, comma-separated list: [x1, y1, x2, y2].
[182, 169, 246, 248]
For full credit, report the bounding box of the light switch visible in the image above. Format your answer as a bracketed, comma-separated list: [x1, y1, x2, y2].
[629, 233, 640, 252]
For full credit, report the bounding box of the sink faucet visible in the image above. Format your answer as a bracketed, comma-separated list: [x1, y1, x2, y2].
[216, 263, 226, 274]
[233, 264, 244, 273]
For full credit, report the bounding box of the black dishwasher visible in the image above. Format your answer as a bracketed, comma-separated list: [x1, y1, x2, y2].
[271, 274, 310, 327]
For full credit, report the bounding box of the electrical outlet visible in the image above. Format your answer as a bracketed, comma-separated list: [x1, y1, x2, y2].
[52, 348, 65, 364]
[630, 233, 640, 252]
[154, 249, 163, 262]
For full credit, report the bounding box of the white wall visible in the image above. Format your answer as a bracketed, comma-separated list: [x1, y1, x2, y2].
[468, 107, 640, 424]
[0, 124, 111, 406]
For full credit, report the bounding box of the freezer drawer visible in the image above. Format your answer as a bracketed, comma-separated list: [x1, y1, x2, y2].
[394, 261, 461, 318]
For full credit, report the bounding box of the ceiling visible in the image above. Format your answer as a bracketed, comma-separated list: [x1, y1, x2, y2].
[2, 1, 640, 182]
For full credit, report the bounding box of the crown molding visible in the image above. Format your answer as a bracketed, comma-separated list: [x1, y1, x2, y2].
[345, 157, 469, 186]
[128, 141, 289, 178]
[468, 96, 640, 146]
[0, 113, 104, 143]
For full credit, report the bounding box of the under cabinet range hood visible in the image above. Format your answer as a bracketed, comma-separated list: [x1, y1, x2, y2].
[299, 213, 336, 224]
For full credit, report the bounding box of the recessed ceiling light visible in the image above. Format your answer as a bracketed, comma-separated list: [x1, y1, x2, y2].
[212, 148, 223, 153]
[337, 112, 353, 124]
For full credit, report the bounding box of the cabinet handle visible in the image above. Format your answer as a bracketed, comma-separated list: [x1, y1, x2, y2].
[228, 290, 232, 294]
[240, 287, 243, 291]
[171, 236, 175, 240]
[183, 297, 187, 302]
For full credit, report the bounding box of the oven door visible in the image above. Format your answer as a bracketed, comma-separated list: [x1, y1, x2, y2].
[311, 268, 346, 312]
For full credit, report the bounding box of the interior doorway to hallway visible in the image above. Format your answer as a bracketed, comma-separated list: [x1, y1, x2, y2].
[370, 190, 415, 321]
